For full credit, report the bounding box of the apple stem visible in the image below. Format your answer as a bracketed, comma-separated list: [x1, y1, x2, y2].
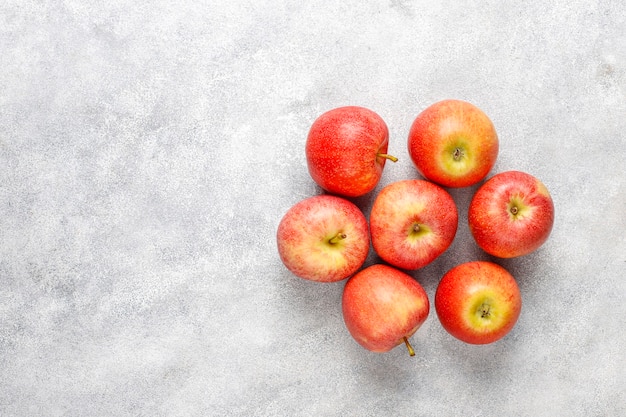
[403, 337, 415, 357]
[328, 232, 347, 245]
[377, 153, 399, 163]
[510, 206, 519, 215]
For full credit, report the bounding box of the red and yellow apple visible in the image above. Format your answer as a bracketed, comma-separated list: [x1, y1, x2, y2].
[306, 106, 397, 197]
[369, 179, 458, 270]
[468, 170, 555, 258]
[276, 195, 370, 282]
[342, 264, 430, 355]
[407, 99, 499, 188]
[435, 261, 522, 345]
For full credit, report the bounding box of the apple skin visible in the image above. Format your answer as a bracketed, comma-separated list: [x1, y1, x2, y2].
[468, 170, 555, 258]
[306, 106, 396, 198]
[407, 99, 499, 188]
[276, 195, 370, 282]
[342, 264, 430, 355]
[435, 261, 522, 345]
[369, 179, 458, 270]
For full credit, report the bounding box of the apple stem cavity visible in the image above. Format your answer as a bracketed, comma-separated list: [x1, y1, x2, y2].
[328, 232, 347, 245]
[510, 206, 519, 215]
[403, 337, 415, 357]
[409, 222, 429, 239]
[480, 303, 491, 318]
[453, 147, 464, 161]
[377, 153, 399, 163]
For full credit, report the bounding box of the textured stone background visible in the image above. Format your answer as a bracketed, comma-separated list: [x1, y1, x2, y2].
[1, 1, 625, 416]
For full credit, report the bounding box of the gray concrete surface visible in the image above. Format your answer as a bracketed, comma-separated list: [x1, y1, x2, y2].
[1, 1, 625, 416]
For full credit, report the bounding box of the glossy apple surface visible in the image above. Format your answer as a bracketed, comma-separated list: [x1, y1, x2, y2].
[306, 106, 397, 197]
[435, 261, 522, 345]
[468, 170, 555, 258]
[342, 264, 429, 355]
[408, 99, 498, 187]
[276, 195, 369, 282]
[369, 179, 458, 270]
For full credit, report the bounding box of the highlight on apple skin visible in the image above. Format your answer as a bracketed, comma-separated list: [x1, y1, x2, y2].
[468, 170, 555, 258]
[306, 106, 397, 198]
[342, 264, 430, 356]
[408, 99, 499, 188]
[276, 195, 370, 282]
[435, 261, 522, 345]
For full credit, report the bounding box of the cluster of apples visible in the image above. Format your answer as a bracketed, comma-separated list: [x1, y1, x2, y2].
[277, 100, 555, 355]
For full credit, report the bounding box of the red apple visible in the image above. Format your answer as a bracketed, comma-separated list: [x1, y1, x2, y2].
[342, 264, 430, 355]
[435, 261, 522, 345]
[276, 195, 370, 282]
[369, 179, 458, 270]
[407, 99, 499, 187]
[468, 170, 555, 258]
[306, 106, 397, 197]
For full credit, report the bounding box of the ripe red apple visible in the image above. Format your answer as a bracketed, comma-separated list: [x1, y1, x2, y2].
[407, 99, 499, 188]
[276, 195, 370, 282]
[306, 106, 397, 197]
[468, 170, 555, 258]
[369, 179, 458, 270]
[435, 261, 522, 345]
[342, 264, 430, 355]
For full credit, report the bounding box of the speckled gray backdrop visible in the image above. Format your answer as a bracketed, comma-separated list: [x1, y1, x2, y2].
[1, 1, 625, 416]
